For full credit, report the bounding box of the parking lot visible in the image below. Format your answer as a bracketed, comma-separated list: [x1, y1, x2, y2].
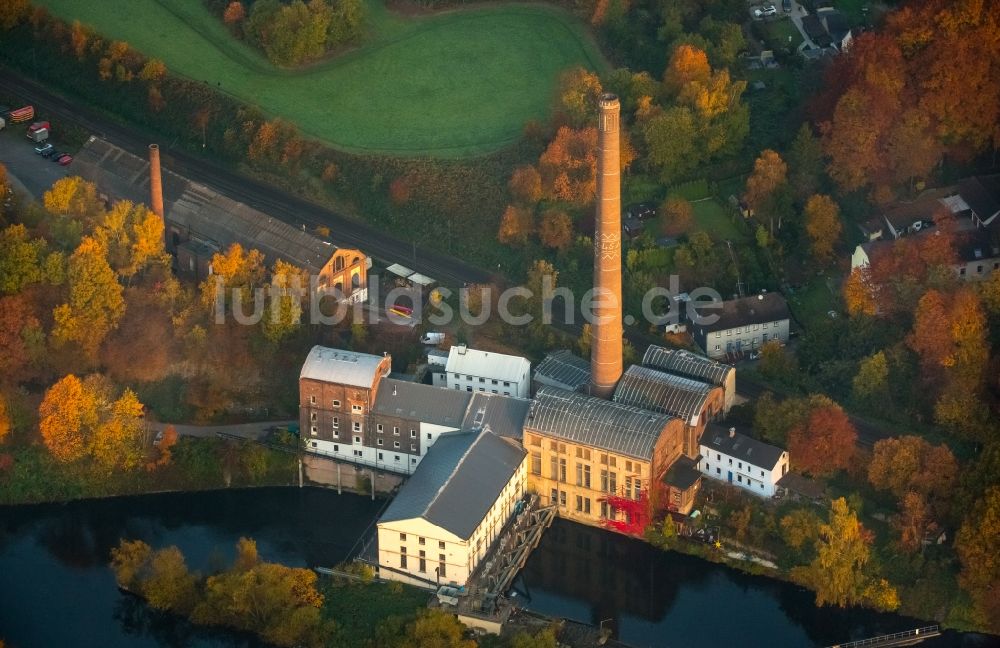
[0, 123, 80, 199]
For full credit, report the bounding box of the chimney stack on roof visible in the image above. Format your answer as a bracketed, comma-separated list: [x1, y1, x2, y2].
[729, 427, 736, 437]
[589, 93, 624, 399]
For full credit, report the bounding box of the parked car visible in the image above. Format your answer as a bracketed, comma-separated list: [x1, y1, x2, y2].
[782, 0, 792, 11]
[34, 142, 54, 155]
[57, 154, 73, 166]
[49, 151, 64, 162]
[763, 4, 778, 15]
[624, 202, 656, 221]
[754, 7, 763, 17]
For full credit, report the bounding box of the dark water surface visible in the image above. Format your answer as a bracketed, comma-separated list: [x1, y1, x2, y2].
[0, 488, 997, 648]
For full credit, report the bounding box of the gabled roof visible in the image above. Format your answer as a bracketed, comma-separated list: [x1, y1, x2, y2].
[692, 293, 789, 331]
[958, 174, 1000, 226]
[533, 349, 591, 391]
[373, 378, 471, 428]
[462, 392, 531, 439]
[445, 346, 530, 384]
[700, 423, 785, 471]
[642, 346, 733, 388]
[73, 137, 356, 274]
[613, 366, 714, 426]
[525, 387, 677, 461]
[378, 430, 526, 540]
[299, 346, 387, 388]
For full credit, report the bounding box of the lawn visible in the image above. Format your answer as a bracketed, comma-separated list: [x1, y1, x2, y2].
[36, 0, 606, 158]
[786, 276, 839, 328]
[762, 18, 803, 51]
[691, 198, 742, 240]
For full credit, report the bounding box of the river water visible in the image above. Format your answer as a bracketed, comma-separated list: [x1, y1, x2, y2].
[0, 488, 996, 648]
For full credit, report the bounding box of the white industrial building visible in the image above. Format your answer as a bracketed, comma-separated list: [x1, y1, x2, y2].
[698, 424, 789, 497]
[442, 345, 531, 398]
[376, 428, 528, 587]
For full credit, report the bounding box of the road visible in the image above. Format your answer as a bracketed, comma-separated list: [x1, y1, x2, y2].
[0, 69, 492, 287]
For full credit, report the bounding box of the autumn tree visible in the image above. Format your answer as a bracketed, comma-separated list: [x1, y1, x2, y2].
[780, 508, 821, 551]
[663, 44, 711, 94]
[851, 351, 889, 404]
[842, 269, 877, 317]
[43, 176, 103, 221]
[538, 210, 573, 251]
[223, 1, 246, 24]
[261, 259, 307, 343]
[110, 539, 152, 590]
[659, 196, 693, 236]
[538, 127, 599, 205]
[497, 205, 535, 246]
[556, 68, 603, 128]
[744, 150, 787, 215]
[96, 200, 168, 279]
[0, 294, 43, 384]
[52, 237, 126, 358]
[38, 374, 99, 463]
[92, 388, 147, 473]
[508, 165, 542, 205]
[642, 106, 699, 183]
[0, 395, 10, 444]
[793, 498, 899, 611]
[0, 0, 30, 30]
[199, 243, 266, 313]
[955, 487, 1000, 633]
[377, 609, 476, 648]
[144, 546, 199, 614]
[787, 403, 856, 476]
[803, 194, 842, 266]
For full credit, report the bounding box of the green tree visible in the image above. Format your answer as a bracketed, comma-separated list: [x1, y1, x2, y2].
[0, 224, 46, 294]
[52, 237, 126, 357]
[852, 351, 889, 404]
[955, 487, 1000, 633]
[261, 260, 306, 343]
[642, 106, 700, 183]
[787, 124, 825, 200]
[327, 0, 365, 45]
[556, 67, 603, 128]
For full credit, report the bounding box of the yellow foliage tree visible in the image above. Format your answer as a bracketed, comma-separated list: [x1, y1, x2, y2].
[38, 374, 100, 463]
[52, 236, 126, 357]
[93, 388, 147, 472]
[843, 269, 877, 316]
[199, 243, 266, 312]
[804, 194, 842, 265]
[42, 177, 103, 220]
[664, 44, 711, 94]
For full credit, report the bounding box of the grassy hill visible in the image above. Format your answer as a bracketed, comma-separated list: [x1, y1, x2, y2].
[37, 0, 606, 157]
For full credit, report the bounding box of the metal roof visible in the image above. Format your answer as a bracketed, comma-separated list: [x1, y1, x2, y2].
[299, 346, 387, 388]
[378, 430, 526, 540]
[461, 392, 532, 439]
[373, 378, 471, 428]
[73, 137, 357, 274]
[445, 346, 530, 385]
[533, 349, 591, 391]
[613, 366, 714, 426]
[662, 455, 702, 490]
[525, 387, 677, 461]
[642, 346, 733, 388]
[700, 423, 785, 471]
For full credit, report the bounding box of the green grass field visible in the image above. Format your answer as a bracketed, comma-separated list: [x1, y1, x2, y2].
[691, 198, 741, 240]
[36, 0, 606, 157]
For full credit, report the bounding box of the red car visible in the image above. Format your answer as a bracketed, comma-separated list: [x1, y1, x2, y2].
[56, 154, 73, 166]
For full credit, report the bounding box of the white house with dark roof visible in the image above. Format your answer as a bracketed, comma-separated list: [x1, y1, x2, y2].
[445, 345, 531, 398]
[376, 429, 527, 587]
[689, 292, 790, 360]
[698, 424, 788, 497]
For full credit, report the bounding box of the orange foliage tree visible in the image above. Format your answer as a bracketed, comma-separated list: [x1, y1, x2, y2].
[787, 404, 857, 476]
[497, 205, 535, 246]
[659, 196, 693, 237]
[508, 165, 542, 205]
[743, 149, 787, 213]
[538, 209, 573, 251]
[38, 374, 99, 463]
[538, 127, 599, 205]
[663, 44, 711, 94]
[803, 194, 842, 266]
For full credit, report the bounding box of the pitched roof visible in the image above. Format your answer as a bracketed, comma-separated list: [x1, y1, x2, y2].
[373, 378, 471, 428]
[958, 174, 1000, 226]
[613, 366, 714, 426]
[461, 392, 532, 439]
[445, 346, 530, 384]
[299, 346, 387, 388]
[642, 346, 733, 388]
[691, 293, 789, 331]
[73, 137, 354, 274]
[525, 387, 677, 461]
[533, 349, 591, 391]
[700, 423, 785, 471]
[662, 455, 702, 490]
[378, 430, 526, 540]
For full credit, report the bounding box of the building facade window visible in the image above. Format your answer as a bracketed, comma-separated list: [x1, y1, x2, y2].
[400, 547, 407, 569]
[352, 404, 363, 413]
[531, 451, 542, 475]
[332, 399, 340, 407]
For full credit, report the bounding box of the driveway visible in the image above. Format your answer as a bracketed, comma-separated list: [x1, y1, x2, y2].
[786, 0, 820, 49]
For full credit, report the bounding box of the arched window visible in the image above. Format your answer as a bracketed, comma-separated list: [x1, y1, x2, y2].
[352, 256, 360, 266]
[351, 273, 361, 288]
[335, 257, 344, 272]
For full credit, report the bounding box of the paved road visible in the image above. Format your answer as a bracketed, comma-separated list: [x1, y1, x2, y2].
[0, 69, 492, 287]
[0, 128, 74, 198]
[150, 419, 297, 441]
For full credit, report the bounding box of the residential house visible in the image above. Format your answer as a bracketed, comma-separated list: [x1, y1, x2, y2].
[698, 424, 789, 497]
[445, 345, 531, 398]
[376, 429, 528, 587]
[523, 387, 695, 526]
[817, 7, 852, 51]
[689, 293, 791, 360]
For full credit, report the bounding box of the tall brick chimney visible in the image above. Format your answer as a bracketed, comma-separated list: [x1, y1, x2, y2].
[148, 143, 164, 221]
[589, 93, 623, 398]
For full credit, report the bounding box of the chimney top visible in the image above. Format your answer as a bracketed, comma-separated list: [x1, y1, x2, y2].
[729, 427, 736, 437]
[599, 93, 620, 108]
[149, 143, 159, 152]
